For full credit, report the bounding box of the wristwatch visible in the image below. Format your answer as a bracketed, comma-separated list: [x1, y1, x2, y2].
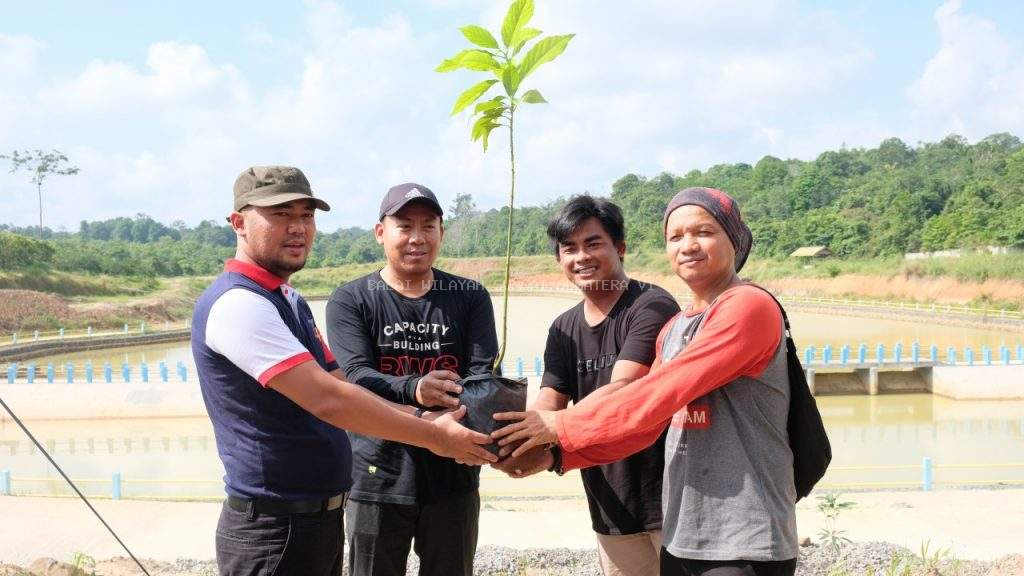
[546, 444, 564, 476]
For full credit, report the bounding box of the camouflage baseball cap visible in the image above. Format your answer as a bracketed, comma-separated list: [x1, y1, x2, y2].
[232, 166, 330, 212]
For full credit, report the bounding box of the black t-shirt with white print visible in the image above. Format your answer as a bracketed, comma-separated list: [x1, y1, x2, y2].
[542, 279, 680, 535]
[325, 268, 498, 505]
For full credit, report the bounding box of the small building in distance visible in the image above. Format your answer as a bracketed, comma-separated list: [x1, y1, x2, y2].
[789, 246, 832, 258]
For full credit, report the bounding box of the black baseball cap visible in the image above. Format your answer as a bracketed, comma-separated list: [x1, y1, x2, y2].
[379, 183, 444, 220]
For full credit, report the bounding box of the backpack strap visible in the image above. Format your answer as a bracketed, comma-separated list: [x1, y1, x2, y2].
[742, 282, 832, 502]
[743, 282, 793, 341]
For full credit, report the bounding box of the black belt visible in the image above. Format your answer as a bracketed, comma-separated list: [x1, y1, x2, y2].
[226, 492, 349, 516]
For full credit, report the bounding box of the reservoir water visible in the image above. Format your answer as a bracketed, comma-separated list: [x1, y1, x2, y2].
[23, 296, 1024, 370]
[3, 394, 1022, 498]
[3, 295, 1023, 497]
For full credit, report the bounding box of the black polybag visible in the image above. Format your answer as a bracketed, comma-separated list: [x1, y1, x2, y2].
[457, 373, 528, 455]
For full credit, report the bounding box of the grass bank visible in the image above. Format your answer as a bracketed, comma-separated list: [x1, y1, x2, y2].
[1, 253, 1022, 333]
[628, 252, 1024, 283]
[0, 274, 204, 333]
[0, 267, 160, 297]
[288, 256, 563, 297]
[626, 253, 1024, 311]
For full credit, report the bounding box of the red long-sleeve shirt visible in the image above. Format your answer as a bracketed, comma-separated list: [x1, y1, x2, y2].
[555, 284, 784, 471]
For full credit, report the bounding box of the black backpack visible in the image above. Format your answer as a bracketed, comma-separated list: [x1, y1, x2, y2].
[667, 285, 831, 502]
[754, 286, 832, 501]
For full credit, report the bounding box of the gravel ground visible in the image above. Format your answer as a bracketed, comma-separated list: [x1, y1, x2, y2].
[6, 542, 1007, 576]
[794, 541, 992, 576]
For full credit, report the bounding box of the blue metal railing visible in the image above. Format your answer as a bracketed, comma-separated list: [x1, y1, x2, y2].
[4, 342, 1024, 385]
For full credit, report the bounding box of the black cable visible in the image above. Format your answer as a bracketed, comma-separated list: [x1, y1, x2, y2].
[0, 394, 151, 576]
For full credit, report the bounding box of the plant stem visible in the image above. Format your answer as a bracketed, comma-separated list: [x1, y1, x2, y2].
[37, 182, 43, 238]
[493, 108, 516, 373]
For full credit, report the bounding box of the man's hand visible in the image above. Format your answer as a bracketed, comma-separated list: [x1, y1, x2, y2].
[415, 370, 462, 409]
[491, 409, 559, 458]
[492, 443, 553, 478]
[429, 406, 498, 466]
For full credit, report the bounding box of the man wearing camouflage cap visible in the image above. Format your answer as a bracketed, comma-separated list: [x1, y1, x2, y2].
[192, 167, 496, 576]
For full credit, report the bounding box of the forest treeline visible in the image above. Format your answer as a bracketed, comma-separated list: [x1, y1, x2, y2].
[2, 133, 1022, 277]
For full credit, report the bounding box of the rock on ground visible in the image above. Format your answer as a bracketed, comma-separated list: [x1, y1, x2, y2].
[25, 558, 86, 576]
[4, 545, 1020, 576]
[0, 562, 35, 576]
[988, 555, 1024, 576]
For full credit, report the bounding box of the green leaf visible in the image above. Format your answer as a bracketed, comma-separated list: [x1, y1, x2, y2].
[471, 115, 501, 151]
[501, 63, 520, 97]
[471, 114, 493, 141]
[518, 34, 574, 82]
[450, 79, 498, 116]
[511, 27, 542, 55]
[435, 49, 499, 73]
[474, 96, 506, 114]
[501, 0, 534, 47]
[436, 55, 462, 73]
[481, 106, 506, 119]
[521, 89, 547, 104]
[462, 50, 500, 72]
[481, 123, 499, 151]
[460, 25, 499, 49]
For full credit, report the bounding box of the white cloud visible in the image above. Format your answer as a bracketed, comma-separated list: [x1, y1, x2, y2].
[10, 0, 985, 233]
[418, 0, 487, 9]
[0, 34, 45, 136]
[40, 42, 248, 113]
[769, 115, 895, 161]
[0, 33, 44, 79]
[433, 0, 875, 199]
[243, 24, 274, 47]
[10, 2, 444, 227]
[907, 0, 1024, 139]
[656, 145, 726, 176]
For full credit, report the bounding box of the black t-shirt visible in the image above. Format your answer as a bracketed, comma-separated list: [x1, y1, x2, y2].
[325, 269, 498, 505]
[542, 279, 680, 535]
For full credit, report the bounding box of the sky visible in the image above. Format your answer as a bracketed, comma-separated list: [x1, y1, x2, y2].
[1, 0, 1022, 232]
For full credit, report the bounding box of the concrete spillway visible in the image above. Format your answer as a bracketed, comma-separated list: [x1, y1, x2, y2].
[807, 364, 1024, 400]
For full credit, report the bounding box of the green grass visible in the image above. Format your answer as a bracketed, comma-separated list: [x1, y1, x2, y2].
[289, 261, 385, 297]
[623, 252, 1024, 283]
[0, 273, 203, 332]
[755, 253, 1024, 282]
[902, 253, 1024, 282]
[625, 250, 674, 276]
[0, 267, 161, 297]
[291, 256, 565, 296]
[4, 252, 1024, 317]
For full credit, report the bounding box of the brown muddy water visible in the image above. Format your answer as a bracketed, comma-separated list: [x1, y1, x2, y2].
[3, 295, 1023, 497]
[22, 296, 1024, 370]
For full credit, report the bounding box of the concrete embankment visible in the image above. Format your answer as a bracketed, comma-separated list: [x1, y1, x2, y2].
[808, 365, 1024, 399]
[0, 330, 191, 363]
[932, 365, 1024, 399]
